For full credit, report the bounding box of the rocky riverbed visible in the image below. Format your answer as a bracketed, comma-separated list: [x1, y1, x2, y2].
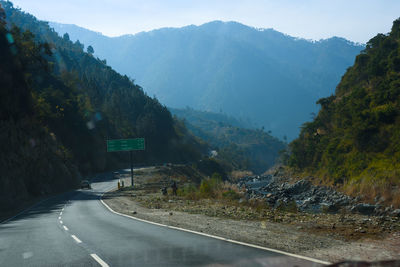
[238, 175, 400, 217]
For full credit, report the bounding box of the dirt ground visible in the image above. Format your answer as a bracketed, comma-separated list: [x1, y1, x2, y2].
[103, 166, 400, 264]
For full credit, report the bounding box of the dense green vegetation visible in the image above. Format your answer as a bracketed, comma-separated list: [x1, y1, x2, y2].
[171, 107, 286, 174]
[0, 1, 206, 210]
[50, 21, 363, 140]
[288, 18, 400, 206]
[0, 5, 80, 208]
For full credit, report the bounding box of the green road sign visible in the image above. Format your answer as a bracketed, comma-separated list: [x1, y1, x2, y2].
[107, 138, 145, 152]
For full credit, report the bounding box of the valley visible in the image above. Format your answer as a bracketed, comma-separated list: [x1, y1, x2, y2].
[1, 0, 400, 265]
[50, 21, 363, 140]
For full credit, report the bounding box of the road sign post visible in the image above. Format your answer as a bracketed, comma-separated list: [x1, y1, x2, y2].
[130, 151, 133, 188]
[106, 138, 145, 187]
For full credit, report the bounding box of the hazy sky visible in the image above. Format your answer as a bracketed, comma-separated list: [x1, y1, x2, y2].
[9, 0, 400, 43]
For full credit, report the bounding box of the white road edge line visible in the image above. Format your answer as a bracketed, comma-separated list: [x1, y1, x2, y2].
[100, 188, 331, 265]
[63, 225, 69, 231]
[59, 220, 63, 224]
[71, 235, 82, 244]
[58, 216, 61, 220]
[90, 253, 109, 267]
[60, 212, 62, 215]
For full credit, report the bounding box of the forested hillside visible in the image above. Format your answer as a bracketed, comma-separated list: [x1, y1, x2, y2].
[0, 1, 206, 211]
[170, 108, 286, 173]
[288, 18, 400, 206]
[170, 107, 251, 129]
[50, 21, 363, 140]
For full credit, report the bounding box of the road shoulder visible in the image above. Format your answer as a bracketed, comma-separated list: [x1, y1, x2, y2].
[102, 189, 400, 263]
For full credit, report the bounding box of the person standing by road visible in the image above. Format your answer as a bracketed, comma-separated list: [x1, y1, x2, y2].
[171, 181, 178, 196]
[161, 186, 167, 196]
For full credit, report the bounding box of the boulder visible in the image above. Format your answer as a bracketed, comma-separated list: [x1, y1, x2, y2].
[391, 209, 400, 217]
[321, 203, 340, 213]
[285, 180, 312, 195]
[351, 203, 377, 215]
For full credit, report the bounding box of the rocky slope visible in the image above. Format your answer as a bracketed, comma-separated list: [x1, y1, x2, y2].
[238, 174, 400, 217]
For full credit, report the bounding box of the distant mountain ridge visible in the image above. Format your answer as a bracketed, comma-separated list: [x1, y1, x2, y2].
[50, 21, 364, 140]
[170, 107, 251, 129]
[170, 107, 286, 173]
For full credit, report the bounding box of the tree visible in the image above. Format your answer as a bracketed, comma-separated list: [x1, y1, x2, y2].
[74, 40, 84, 50]
[87, 45, 94, 54]
[0, 4, 6, 26]
[63, 33, 70, 42]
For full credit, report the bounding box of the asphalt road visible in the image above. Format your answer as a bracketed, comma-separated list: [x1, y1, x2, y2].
[0, 171, 327, 267]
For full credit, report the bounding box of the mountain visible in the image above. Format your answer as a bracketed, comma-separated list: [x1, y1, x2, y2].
[170, 107, 286, 173]
[50, 21, 364, 140]
[288, 18, 400, 207]
[170, 107, 251, 129]
[0, 1, 206, 211]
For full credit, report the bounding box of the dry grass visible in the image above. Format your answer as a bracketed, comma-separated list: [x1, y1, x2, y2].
[392, 193, 400, 208]
[176, 177, 244, 202]
[344, 177, 400, 208]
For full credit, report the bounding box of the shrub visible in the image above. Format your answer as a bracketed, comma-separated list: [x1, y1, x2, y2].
[199, 173, 223, 198]
[276, 200, 298, 213]
[222, 190, 240, 200]
[177, 183, 198, 199]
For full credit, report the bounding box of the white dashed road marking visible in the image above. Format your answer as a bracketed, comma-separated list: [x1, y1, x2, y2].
[22, 252, 33, 259]
[90, 254, 109, 267]
[60, 199, 108, 266]
[71, 235, 82, 244]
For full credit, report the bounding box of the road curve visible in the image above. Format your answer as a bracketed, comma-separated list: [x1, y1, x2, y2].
[0, 171, 328, 266]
